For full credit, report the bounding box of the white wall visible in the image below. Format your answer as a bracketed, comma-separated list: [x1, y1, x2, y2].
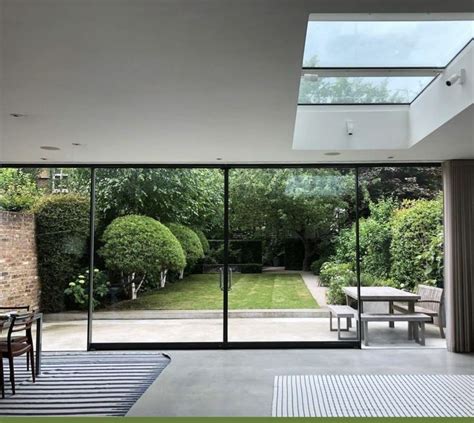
[409, 41, 474, 146]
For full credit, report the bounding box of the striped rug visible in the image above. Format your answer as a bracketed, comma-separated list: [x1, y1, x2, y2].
[272, 374, 474, 417]
[0, 352, 170, 416]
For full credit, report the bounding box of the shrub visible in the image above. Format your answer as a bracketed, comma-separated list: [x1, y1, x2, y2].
[193, 228, 210, 254]
[166, 223, 204, 269]
[326, 275, 353, 305]
[35, 194, 90, 312]
[319, 262, 354, 287]
[64, 268, 110, 310]
[0, 169, 41, 211]
[390, 199, 443, 291]
[310, 257, 327, 275]
[100, 215, 185, 295]
[239, 263, 263, 273]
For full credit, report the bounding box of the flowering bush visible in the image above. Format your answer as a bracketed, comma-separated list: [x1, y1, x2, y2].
[64, 268, 110, 310]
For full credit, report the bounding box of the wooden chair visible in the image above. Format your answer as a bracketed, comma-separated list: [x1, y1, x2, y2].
[393, 285, 445, 338]
[0, 306, 31, 344]
[0, 313, 36, 397]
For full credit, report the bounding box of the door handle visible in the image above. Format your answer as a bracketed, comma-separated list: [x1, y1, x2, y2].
[228, 267, 232, 291]
[219, 267, 224, 291]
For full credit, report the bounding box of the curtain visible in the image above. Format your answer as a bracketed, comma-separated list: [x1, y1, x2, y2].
[443, 160, 474, 353]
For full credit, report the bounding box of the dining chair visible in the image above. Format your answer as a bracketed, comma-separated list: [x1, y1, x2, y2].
[0, 313, 36, 397]
[0, 306, 31, 344]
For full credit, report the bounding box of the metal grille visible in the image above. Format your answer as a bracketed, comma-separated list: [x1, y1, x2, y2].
[272, 374, 473, 417]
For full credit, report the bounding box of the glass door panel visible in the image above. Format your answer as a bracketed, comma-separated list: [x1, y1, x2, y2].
[228, 168, 358, 343]
[91, 167, 225, 344]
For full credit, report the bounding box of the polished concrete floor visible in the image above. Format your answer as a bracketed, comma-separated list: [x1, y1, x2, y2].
[39, 318, 446, 350]
[126, 349, 474, 416]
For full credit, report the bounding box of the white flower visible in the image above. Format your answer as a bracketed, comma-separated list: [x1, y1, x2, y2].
[69, 282, 76, 287]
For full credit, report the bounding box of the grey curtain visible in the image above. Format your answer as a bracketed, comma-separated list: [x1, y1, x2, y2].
[443, 160, 474, 353]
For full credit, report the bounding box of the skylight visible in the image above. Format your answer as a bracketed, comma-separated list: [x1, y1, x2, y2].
[299, 19, 474, 105]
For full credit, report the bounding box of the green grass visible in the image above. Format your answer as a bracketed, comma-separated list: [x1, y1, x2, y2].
[108, 273, 319, 310]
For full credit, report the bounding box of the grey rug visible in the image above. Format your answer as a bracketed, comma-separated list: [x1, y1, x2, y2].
[0, 352, 170, 416]
[272, 374, 474, 417]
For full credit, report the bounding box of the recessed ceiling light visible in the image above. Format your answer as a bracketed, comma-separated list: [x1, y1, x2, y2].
[216, 157, 223, 161]
[72, 142, 82, 146]
[9, 113, 26, 118]
[387, 156, 395, 159]
[40, 146, 60, 151]
[40, 157, 48, 161]
[324, 152, 341, 156]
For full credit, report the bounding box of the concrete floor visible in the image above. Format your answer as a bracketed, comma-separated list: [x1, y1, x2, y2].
[39, 318, 446, 350]
[126, 348, 474, 416]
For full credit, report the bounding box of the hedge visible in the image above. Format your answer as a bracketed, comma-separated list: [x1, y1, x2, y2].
[166, 223, 204, 268]
[193, 228, 210, 254]
[390, 199, 443, 291]
[0, 168, 41, 211]
[34, 194, 90, 312]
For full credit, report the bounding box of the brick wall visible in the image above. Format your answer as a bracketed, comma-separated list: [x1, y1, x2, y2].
[0, 211, 40, 310]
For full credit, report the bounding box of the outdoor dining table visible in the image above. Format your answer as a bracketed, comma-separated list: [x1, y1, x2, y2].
[342, 286, 421, 340]
[0, 312, 43, 376]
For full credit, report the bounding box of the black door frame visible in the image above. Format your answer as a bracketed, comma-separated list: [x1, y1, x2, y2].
[3, 162, 440, 350]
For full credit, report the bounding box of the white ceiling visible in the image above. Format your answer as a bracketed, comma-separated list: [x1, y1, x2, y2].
[0, 0, 473, 164]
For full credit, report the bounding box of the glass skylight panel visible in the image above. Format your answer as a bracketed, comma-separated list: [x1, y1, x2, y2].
[303, 20, 473, 68]
[299, 76, 434, 104]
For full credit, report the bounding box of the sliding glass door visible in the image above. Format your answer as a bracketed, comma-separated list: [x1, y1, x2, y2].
[227, 167, 358, 344]
[91, 168, 225, 345]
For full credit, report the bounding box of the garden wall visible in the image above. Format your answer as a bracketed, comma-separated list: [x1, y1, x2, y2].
[0, 211, 40, 309]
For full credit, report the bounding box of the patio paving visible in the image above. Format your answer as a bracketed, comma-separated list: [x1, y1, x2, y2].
[37, 317, 446, 350]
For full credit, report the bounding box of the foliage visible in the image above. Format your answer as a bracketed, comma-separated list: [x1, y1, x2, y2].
[166, 223, 204, 268]
[310, 257, 327, 275]
[64, 268, 110, 310]
[0, 168, 41, 211]
[99, 215, 186, 295]
[230, 168, 354, 270]
[93, 168, 224, 235]
[193, 228, 210, 254]
[390, 199, 443, 291]
[333, 199, 396, 279]
[319, 262, 355, 287]
[34, 194, 90, 312]
[326, 275, 354, 305]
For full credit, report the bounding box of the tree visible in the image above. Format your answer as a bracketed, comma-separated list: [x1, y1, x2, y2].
[0, 168, 42, 211]
[166, 223, 204, 278]
[99, 215, 185, 296]
[230, 169, 354, 270]
[93, 168, 224, 236]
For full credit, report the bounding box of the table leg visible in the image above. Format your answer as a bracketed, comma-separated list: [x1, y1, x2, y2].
[389, 301, 394, 328]
[35, 316, 42, 376]
[408, 301, 415, 340]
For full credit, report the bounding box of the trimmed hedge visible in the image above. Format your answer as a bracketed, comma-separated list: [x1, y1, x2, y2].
[166, 223, 204, 268]
[193, 228, 210, 254]
[390, 199, 443, 291]
[34, 194, 90, 312]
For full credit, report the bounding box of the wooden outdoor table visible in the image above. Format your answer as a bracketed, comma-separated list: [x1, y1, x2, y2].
[343, 287, 421, 340]
[0, 312, 43, 376]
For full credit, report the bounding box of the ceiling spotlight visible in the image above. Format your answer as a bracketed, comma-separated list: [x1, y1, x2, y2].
[40, 146, 60, 151]
[9, 113, 26, 118]
[72, 142, 82, 146]
[445, 69, 466, 87]
[216, 157, 223, 161]
[324, 152, 341, 156]
[40, 157, 48, 161]
[387, 156, 395, 159]
[346, 120, 354, 136]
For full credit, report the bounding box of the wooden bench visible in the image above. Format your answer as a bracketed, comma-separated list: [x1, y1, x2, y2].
[360, 313, 431, 346]
[393, 284, 445, 339]
[328, 305, 358, 340]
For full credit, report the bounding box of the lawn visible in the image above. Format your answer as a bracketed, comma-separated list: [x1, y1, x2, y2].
[108, 273, 319, 310]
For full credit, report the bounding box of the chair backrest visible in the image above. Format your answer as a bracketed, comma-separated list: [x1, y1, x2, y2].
[7, 313, 35, 344]
[0, 305, 30, 313]
[417, 284, 444, 313]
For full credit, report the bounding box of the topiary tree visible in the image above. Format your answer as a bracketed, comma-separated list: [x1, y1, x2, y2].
[166, 223, 204, 278]
[390, 199, 443, 291]
[192, 228, 210, 254]
[34, 194, 90, 312]
[99, 215, 185, 296]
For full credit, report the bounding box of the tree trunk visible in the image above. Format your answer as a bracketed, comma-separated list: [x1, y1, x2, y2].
[160, 269, 168, 288]
[302, 247, 312, 271]
[179, 269, 184, 280]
